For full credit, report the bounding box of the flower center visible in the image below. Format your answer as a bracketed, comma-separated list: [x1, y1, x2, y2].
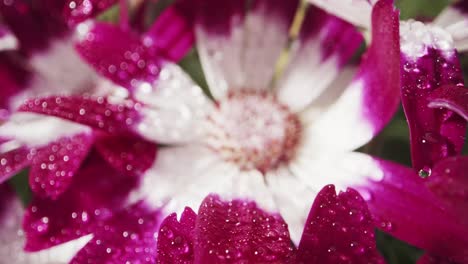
[205, 90, 302, 173]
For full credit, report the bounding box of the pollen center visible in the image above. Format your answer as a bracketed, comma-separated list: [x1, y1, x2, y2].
[205, 90, 302, 173]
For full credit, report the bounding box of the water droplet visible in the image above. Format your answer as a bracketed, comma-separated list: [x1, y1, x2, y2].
[419, 166, 432, 178]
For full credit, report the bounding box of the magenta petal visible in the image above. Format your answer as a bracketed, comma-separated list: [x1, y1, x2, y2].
[29, 133, 94, 199]
[19, 96, 141, 134]
[76, 22, 163, 89]
[0, 146, 30, 184]
[401, 52, 466, 171]
[427, 84, 468, 121]
[194, 195, 294, 263]
[143, 0, 195, 62]
[64, 0, 118, 26]
[0, 0, 67, 55]
[358, 158, 468, 263]
[417, 254, 456, 264]
[70, 202, 160, 264]
[156, 207, 197, 262]
[24, 153, 139, 251]
[95, 134, 157, 177]
[297, 185, 384, 264]
[426, 156, 468, 222]
[0, 54, 31, 113]
[359, 0, 400, 139]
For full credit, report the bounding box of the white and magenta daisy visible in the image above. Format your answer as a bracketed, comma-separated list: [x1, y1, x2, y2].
[13, 0, 468, 262]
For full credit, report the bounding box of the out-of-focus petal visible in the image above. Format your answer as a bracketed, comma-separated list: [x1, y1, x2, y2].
[75, 22, 163, 89]
[300, 0, 400, 152]
[156, 207, 197, 262]
[276, 6, 363, 112]
[434, 1, 468, 52]
[29, 132, 94, 199]
[0, 54, 31, 113]
[143, 0, 196, 62]
[296, 185, 385, 263]
[0, 0, 67, 55]
[0, 184, 92, 263]
[0, 146, 30, 184]
[19, 96, 142, 134]
[24, 153, 139, 251]
[64, 0, 118, 26]
[196, 0, 298, 98]
[240, 0, 299, 90]
[400, 21, 466, 171]
[70, 202, 160, 263]
[193, 195, 295, 263]
[95, 133, 157, 177]
[0, 113, 90, 147]
[307, 0, 377, 29]
[0, 25, 18, 51]
[134, 63, 212, 144]
[417, 254, 456, 264]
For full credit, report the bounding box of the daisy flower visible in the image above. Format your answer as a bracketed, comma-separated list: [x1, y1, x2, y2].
[16, 0, 468, 262]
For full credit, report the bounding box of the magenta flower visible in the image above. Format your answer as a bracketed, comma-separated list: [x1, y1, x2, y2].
[16, 1, 468, 262]
[0, 0, 197, 198]
[21, 0, 399, 243]
[308, 0, 468, 172]
[0, 183, 385, 263]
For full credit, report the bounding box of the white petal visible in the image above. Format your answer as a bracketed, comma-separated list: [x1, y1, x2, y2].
[307, 0, 376, 29]
[0, 112, 91, 149]
[265, 166, 316, 244]
[134, 63, 213, 144]
[289, 151, 384, 195]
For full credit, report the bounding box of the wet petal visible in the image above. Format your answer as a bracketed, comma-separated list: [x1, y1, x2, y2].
[290, 152, 468, 262]
[0, 146, 30, 184]
[19, 96, 142, 134]
[64, 0, 118, 26]
[156, 207, 197, 262]
[301, 0, 400, 153]
[427, 84, 468, 121]
[95, 133, 157, 177]
[75, 22, 163, 89]
[0, 184, 92, 263]
[29, 132, 94, 199]
[24, 153, 139, 251]
[296, 185, 384, 263]
[400, 21, 466, 171]
[70, 202, 160, 263]
[193, 195, 295, 263]
[277, 5, 363, 111]
[134, 63, 212, 144]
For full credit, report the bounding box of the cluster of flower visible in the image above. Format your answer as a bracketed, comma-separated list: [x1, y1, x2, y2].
[0, 0, 467, 263]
